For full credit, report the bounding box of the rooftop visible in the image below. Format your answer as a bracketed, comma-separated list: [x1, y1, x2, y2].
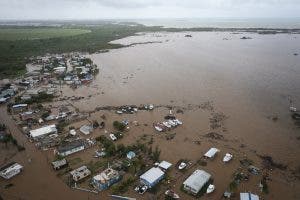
[140, 167, 165, 185]
[57, 139, 84, 153]
[183, 169, 211, 194]
[93, 168, 120, 183]
[29, 124, 57, 138]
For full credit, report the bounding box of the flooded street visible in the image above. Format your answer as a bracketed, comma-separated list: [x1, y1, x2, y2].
[1, 31, 300, 199]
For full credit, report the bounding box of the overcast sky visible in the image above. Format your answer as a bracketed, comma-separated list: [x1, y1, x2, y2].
[0, 0, 300, 20]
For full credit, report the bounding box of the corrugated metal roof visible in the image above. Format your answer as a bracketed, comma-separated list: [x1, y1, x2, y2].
[204, 148, 219, 158]
[140, 167, 164, 185]
[183, 169, 211, 193]
[158, 161, 172, 170]
[29, 124, 57, 138]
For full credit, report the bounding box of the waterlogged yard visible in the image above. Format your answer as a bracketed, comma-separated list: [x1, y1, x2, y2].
[0, 28, 91, 41]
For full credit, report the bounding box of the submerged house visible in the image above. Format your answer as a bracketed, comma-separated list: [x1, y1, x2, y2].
[29, 124, 57, 140]
[52, 159, 68, 170]
[57, 140, 85, 157]
[183, 169, 211, 195]
[0, 162, 23, 179]
[70, 165, 91, 182]
[91, 167, 121, 191]
[204, 147, 220, 159]
[140, 167, 165, 188]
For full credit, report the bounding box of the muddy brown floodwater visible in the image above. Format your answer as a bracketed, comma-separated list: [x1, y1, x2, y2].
[1, 32, 300, 200]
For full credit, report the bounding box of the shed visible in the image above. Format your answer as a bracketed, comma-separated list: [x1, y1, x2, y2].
[240, 193, 259, 200]
[29, 124, 57, 139]
[183, 169, 211, 195]
[80, 125, 93, 135]
[204, 147, 219, 159]
[140, 167, 165, 188]
[52, 159, 68, 170]
[158, 161, 172, 171]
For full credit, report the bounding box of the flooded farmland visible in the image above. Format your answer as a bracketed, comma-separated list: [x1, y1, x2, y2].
[1, 31, 300, 200]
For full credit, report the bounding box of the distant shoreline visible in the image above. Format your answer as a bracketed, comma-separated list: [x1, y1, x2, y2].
[0, 21, 299, 79]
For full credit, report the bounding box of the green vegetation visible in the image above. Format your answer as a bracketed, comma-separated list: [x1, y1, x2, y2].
[56, 121, 69, 133]
[96, 135, 116, 157]
[111, 176, 136, 194]
[113, 121, 126, 132]
[14, 92, 54, 105]
[151, 146, 161, 162]
[0, 23, 297, 79]
[87, 160, 105, 174]
[68, 157, 83, 166]
[0, 128, 25, 151]
[0, 28, 91, 41]
[0, 23, 162, 78]
[0, 124, 7, 131]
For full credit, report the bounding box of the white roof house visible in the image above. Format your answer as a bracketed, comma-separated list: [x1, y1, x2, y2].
[0, 162, 23, 179]
[140, 167, 165, 188]
[29, 124, 57, 139]
[240, 193, 260, 200]
[158, 161, 172, 171]
[183, 169, 211, 195]
[204, 148, 220, 159]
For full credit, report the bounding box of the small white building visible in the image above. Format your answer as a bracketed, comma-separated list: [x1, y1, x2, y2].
[29, 124, 57, 140]
[140, 167, 165, 188]
[80, 125, 93, 135]
[183, 169, 211, 195]
[204, 147, 220, 159]
[0, 162, 23, 179]
[158, 161, 172, 171]
[70, 165, 91, 182]
[240, 193, 259, 200]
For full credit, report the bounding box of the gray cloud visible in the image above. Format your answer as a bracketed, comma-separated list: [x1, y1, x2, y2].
[0, 0, 300, 20]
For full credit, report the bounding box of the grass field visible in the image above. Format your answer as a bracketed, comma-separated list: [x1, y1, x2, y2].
[0, 24, 164, 78]
[0, 28, 91, 41]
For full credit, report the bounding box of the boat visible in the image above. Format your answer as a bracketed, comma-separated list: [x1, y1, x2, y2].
[165, 190, 180, 199]
[174, 119, 182, 125]
[178, 162, 187, 170]
[168, 120, 176, 127]
[206, 184, 215, 194]
[110, 134, 117, 141]
[163, 121, 172, 128]
[149, 104, 154, 110]
[154, 125, 163, 132]
[290, 106, 297, 112]
[223, 153, 233, 162]
[116, 110, 123, 114]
